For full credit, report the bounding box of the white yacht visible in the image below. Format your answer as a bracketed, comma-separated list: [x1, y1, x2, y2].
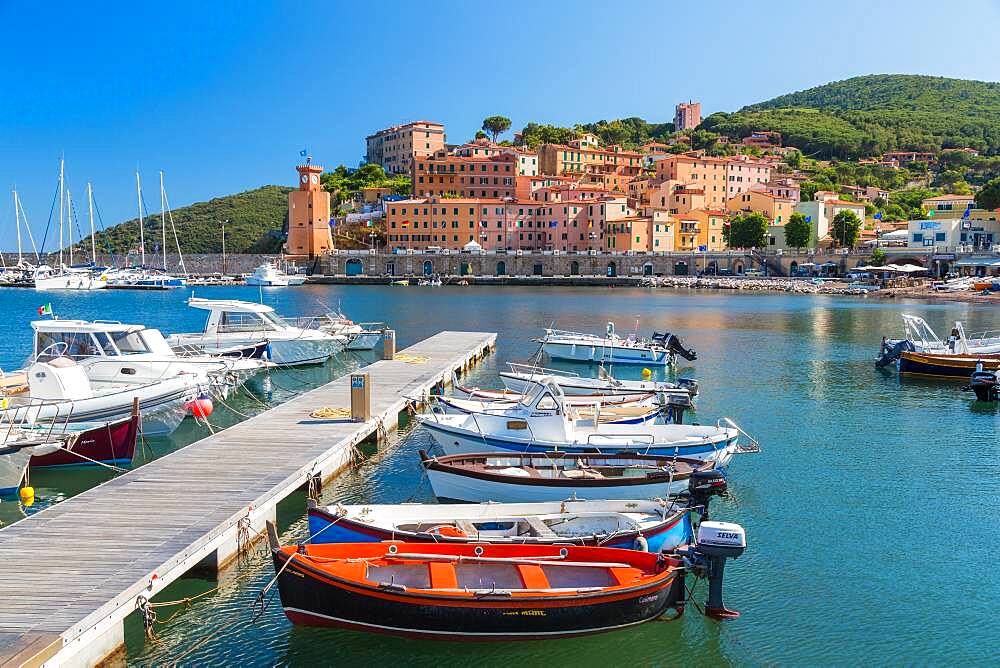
[246, 262, 307, 287]
[34, 264, 108, 291]
[167, 298, 345, 366]
[31, 319, 265, 383]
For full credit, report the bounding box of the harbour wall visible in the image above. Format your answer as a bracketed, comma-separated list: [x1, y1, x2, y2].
[0, 253, 287, 276]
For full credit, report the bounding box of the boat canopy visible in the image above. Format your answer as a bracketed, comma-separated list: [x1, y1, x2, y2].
[186, 298, 277, 314]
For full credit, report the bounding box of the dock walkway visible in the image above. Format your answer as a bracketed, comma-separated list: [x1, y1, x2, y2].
[0, 331, 496, 667]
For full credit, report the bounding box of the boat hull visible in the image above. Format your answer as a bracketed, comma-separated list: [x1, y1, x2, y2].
[271, 549, 682, 640]
[898, 352, 1000, 378]
[419, 418, 736, 465]
[0, 450, 31, 496]
[542, 341, 670, 366]
[307, 505, 693, 554]
[345, 332, 383, 350]
[29, 415, 139, 468]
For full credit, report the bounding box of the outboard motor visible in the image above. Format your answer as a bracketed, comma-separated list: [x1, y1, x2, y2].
[677, 377, 699, 397]
[686, 468, 728, 517]
[661, 333, 697, 362]
[967, 362, 999, 402]
[661, 393, 692, 424]
[695, 521, 747, 619]
[875, 338, 914, 368]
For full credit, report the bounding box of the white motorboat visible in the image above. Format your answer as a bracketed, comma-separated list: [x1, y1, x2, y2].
[246, 262, 306, 287]
[31, 319, 265, 383]
[433, 394, 668, 425]
[499, 363, 698, 399]
[877, 315, 1000, 368]
[306, 498, 705, 553]
[537, 322, 697, 366]
[934, 277, 974, 292]
[4, 357, 205, 435]
[290, 311, 387, 350]
[167, 298, 346, 366]
[416, 378, 755, 465]
[420, 450, 723, 503]
[453, 380, 660, 407]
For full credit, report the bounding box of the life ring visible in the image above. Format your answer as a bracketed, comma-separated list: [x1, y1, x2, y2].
[426, 524, 467, 538]
[633, 535, 649, 552]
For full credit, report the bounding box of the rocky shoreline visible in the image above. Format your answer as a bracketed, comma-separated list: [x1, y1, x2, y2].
[639, 275, 1000, 302]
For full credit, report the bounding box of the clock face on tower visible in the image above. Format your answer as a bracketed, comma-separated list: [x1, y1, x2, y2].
[311, 174, 319, 184]
[301, 174, 309, 184]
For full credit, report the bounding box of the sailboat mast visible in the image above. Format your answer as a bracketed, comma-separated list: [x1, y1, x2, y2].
[58, 158, 64, 269]
[135, 171, 145, 267]
[88, 182, 96, 265]
[66, 188, 75, 266]
[160, 171, 167, 270]
[16, 192, 39, 263]
[12, 189, 22, 264]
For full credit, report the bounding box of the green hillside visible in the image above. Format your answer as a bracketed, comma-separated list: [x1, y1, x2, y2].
[82, 185, 291, 256]
[702, 74, 1000, 159]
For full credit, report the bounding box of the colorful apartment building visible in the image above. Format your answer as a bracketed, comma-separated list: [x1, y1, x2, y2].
[674, 102, 701, 131]
[384, 195, 629, 252]
[840, 184, 889, 203]
[413, 152, 521, 199]
[653, 153, 772, 209]
[366, 121, 445, 174]
[757, 178, 801, 203]
[726, 190, 796, 225]
[606, 212, 673, 252]
[783, 191, 867, 249]
[537, 135, 642, 192]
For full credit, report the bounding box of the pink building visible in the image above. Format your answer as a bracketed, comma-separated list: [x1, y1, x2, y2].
[674, 102, 701, 130]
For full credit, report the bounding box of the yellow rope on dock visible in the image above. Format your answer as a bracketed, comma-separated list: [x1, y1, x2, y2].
[393, 353, 428, 364]
[309, 407, 352, 419]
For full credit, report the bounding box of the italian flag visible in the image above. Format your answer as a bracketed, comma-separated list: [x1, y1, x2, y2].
[38, 303, 53, 317]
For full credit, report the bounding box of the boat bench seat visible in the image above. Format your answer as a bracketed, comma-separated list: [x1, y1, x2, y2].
[516, 564, 550, 590]
[608, 567, 642, 586]
[522, 516, 559, 538]
[428, 561, 458, 589]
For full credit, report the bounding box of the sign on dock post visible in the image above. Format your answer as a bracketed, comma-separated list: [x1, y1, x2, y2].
[382, 329, 396, 360]
[350, 373, 371, 422]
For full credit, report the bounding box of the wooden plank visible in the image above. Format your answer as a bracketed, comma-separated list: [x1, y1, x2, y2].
[0, 331, 495, 664]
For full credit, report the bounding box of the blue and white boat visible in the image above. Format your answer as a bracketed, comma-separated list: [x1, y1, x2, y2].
[416, 378, 756, 465]
[307, 498, 699, 553]
[537, 323, 696, 366]
[432, 393, 666, 425]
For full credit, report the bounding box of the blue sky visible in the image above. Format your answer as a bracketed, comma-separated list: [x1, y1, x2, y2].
[3, 0, 1000, 249]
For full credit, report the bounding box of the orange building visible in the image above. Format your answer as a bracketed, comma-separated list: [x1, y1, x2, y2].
[606, 212, 673, 252]
[285, 164, 333, 258]
[366, 121, 446, 174]
[674, 101, 701, 131]
[385, 195, 628, 252]
[537, 134, 642, 191]
[653, 153, 772, 209]
[687, 209, 728, 251]
[413, 151, 522, 199]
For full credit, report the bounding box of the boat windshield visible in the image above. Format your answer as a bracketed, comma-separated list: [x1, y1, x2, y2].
[518, 384, 545, 408]
[218, 311, 278, 333]
[35, 331, 105, 361]
[262, 311, 290, 329]
[111, 330, 152, 355]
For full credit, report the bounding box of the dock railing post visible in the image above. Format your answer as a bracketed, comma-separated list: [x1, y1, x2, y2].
[382, 329, 396, 360]
[350, 372, 371, 422]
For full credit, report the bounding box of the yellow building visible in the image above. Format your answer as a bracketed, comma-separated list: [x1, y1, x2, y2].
[606, 212, 673, 252]
[726, 189, 796, 225]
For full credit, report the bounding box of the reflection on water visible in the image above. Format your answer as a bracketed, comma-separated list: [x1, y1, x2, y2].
[0, 286, 998, 664]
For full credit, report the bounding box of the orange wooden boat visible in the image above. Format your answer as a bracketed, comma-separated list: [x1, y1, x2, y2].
[266, 525, 687, 640]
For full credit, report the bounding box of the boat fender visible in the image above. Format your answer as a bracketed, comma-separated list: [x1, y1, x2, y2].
[427, 524, 467, 538]
[633, 535, 649, 552]
[19, 486, 34, 506]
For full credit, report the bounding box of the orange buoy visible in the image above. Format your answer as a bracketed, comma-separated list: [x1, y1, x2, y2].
[187, 394, 214, 418]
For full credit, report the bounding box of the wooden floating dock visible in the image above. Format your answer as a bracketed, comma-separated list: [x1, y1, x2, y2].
[0, 331, 496, 667]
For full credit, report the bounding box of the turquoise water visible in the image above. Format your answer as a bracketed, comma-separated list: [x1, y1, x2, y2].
[1, 285, 998, 666]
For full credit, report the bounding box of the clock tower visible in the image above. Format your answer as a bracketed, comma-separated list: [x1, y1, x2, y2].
[285, 163, 333, 258]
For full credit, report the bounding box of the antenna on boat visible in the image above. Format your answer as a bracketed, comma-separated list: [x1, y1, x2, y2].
[58, 157, 65, 270]
[159, 171, 167, 271]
